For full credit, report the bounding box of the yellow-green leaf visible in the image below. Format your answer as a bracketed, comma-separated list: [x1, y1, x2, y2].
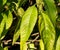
[56, 36, 60, 50]
[38, 12, 56, 50]
[39, 39, 44, 50]
[20, 5, 37, 50]
[0, 14, 5, 38]
[4, 47, 8, 50]
[5, 10, 13, 29]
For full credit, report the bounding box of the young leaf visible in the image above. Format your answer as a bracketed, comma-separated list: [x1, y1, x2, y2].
[20, 5, 37, 50]
[38, 12, 56, 50]
[43, 0, 57, 25]
[56, 36, 60, 50]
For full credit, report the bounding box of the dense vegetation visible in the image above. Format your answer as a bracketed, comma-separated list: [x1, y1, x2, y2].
[0, 0, 60, 50]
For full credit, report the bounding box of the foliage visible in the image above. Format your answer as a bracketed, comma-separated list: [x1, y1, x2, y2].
[0, 0, 60, 50]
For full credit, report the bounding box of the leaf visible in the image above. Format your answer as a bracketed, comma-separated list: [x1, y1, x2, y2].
[0, 10, 13, 39]
[38, 12, 56, 50]
[39, 39, 44, 50]
[3, 0, 7, 5]
[43, 0, 57, 25]
[4, 47, 8, 50]
[0, 14, 5, 38]
[0, 46, 4, 50]
[12, 8, 24, 45]
[22, 43, 27, 50]
[12, 30, 20, 45]
[5, 10, 13, 29]
[18, 0, 28, 7]
[56, 36, 60, 50]
[20, 5, 37, 50]
[0, 0, 7, 6]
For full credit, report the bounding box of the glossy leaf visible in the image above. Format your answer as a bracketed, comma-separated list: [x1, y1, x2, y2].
[43, 0, 57, 25]
[56, 36, 60, 50]
[38, 12, 56, 50]
[20, 5, 37, 50]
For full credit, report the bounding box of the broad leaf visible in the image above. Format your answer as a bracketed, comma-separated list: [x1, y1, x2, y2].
[38, 12, 56, 50]
[43, 0, 57, 25]
[20, 5, 37, 50]
[56, 36, 60, 50]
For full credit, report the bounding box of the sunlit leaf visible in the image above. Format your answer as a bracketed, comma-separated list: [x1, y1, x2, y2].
[20, 5, 37, 50]
[39, 39, 44, 50]
[38, 12, 56, 50]
[56, 36, 60, 50]
[5, 10, 13, 29]
[12, 30, 20, 45]
[4, 47, 8, 50]
[0, 14, 5, 38]
[0, 10, 13, 39]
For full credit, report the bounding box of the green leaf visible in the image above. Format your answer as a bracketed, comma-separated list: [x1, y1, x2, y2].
[0, 10, 13, 39]
[12, 30, 20, 45]
[38, 12, 56, 50]
[56, 36, 60, 50]
[5, 10, 13, 29]
[20, 5, 37, 50]
[0, 46, 4, 50]
[4, 47, 8, 50]
[12, 9, 23, 45]
[0, 0, 7, 6]
[39, 39, 44, 50]
[43, 0, 57, 25]
[3, 0, 7, 5]
[0, 14, 5, 38]
[17, 0, 28, 7]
